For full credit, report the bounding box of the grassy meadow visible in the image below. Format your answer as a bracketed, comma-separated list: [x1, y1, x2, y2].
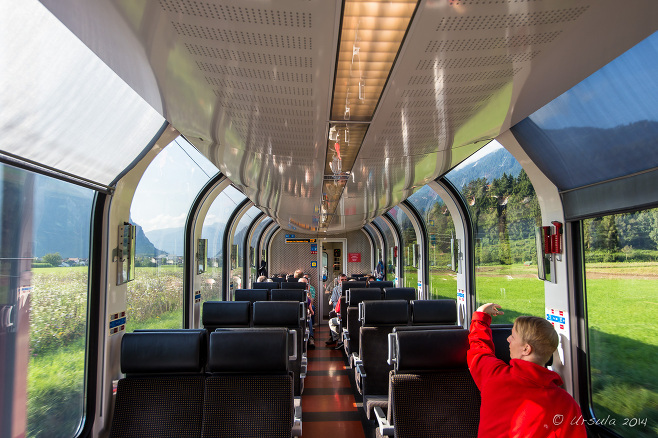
[26, 263, 657, 437]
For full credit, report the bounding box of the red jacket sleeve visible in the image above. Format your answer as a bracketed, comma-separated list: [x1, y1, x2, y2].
[467, 311, 508, 388]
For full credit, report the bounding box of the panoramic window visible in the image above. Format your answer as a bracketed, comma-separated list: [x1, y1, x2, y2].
[583, 210, 658, 437]
[229, 206, 261, 293]
[388, 206, 419, 289]
[1, 166, 95, 437]
[373, 217, 397, 282]
[408, 185, 457, 300]
[446, 141, 543, 323]
[249, 217, 272, 284]
[128, 138, 217, 331]
[200, 185, 246, 304]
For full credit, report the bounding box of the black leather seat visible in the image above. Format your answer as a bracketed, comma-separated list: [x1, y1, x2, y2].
[110, 331, 206, 438]
[202, 329, 295, 438]
[356, 300, 410, 420]
[374, 329, 480, 438]
[252, 301, 305, 396]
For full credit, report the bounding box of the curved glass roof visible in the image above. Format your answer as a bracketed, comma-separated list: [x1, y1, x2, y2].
[0, 1, 165, 188]
[512, 32, 658, 217]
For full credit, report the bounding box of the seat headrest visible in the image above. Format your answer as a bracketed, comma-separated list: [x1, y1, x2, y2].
[121, 331, 204, 374]
[343, 281, 367, 292]
[252, 281, 280, 290]
[491, 326, 512, 364]
[202, 301, 251, 327]
[271, 289, 306, 302]
[384, 287, 416, 301]
[372, 280, 394, 289]
[348, 288, 381, 306]
[395, 329, 469, 371]
[252, 301, 301, 327]
[281, 282, 307, 290]
[208, 329, 289, 373]
[411, 299, 457, 324]
[362, 300, 409, 326]
[234, 289, 269, 302]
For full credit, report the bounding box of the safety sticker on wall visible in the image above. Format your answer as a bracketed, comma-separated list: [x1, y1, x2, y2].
[457, 289, 466, 304]
[545, 308, 569, 337]
[109, 311, 126, 336]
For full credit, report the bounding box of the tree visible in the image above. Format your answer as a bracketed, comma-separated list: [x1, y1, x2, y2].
[43, 252, 63, 267]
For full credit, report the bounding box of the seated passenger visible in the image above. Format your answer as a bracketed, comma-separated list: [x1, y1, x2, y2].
[257, 275, 267, 282]
[468, 303, 586, 438]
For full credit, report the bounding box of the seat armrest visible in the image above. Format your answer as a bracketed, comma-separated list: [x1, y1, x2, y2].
[293, 397, 303, 437]
[355, 363, 366, 394]
[374, 407, 394, 437]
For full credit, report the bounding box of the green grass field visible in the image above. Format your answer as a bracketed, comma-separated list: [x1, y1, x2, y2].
[27, 263, 657, 437]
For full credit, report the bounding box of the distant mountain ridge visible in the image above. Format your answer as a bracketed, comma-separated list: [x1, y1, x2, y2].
[445, 147, 522, 190]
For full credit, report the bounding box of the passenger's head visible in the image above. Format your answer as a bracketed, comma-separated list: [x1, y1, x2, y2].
[257, 275, 266, 282]
[294, 269, 303, 278]
[339, 274, 347, 283]
[509, 316, 559, 365]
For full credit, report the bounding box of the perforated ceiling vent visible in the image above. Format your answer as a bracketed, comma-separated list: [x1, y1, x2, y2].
[160, 0, 311, 28]
[425, 32, 561, 52]
[435, 7, 589, 31]
[172, 23, 312, 49]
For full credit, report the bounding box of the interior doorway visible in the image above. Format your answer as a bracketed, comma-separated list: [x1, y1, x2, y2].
[318, 239, 346, 324]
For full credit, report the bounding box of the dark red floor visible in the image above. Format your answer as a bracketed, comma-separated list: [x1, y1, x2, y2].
[301, 326, 370, 438]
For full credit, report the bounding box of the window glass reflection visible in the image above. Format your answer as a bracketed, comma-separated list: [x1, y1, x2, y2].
[407, 186, 457, 300]
[446, 141, 543, 323]
[128, 138, 216, 330]
[200, 185, 245, 304]
[583, 210, 658, 437]
[388, 206, 418, 289]
[373, 217, 396, 282]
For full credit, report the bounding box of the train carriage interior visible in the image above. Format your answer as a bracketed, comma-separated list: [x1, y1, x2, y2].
[1, 0, 657, 437]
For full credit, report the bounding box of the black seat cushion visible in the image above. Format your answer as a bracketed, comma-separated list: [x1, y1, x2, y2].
[110, 376, 205, 438]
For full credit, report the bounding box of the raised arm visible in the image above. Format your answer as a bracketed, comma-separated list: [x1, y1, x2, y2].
[467, 303, 506, 386]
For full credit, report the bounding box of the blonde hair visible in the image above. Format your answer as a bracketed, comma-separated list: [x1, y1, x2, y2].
[514, 316, 559, 364]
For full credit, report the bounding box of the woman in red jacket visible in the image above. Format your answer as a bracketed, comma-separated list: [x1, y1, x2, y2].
[468, 303, 587, 438]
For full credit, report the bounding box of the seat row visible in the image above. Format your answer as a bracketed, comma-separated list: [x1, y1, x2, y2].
[110, 329, 301, 438]
[338, 298, 512, 426]
[342, 291, 457, 363]
[372, 325, 513, 438]
[202, 300, 307, 396]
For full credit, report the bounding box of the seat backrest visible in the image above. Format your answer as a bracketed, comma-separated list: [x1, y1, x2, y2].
[252, 301, 304, 396]
[202, 301, 251, 331]
[271, 289, 306, 302]
[359, 300, 410, 397]
[110, 332, 206, 438]
[203, 329, 293, 438]
[271, 276, 285, 283]
[383, 287, 416, 301]
[411, 299, 457, 325]
[252, 281, 280, 291]
[281, 281, 307, 290]
[372, 280, 394, 289]
[343, 280, 367, 293]
[347, 288, 382, 306]
[345, 289, 382, 356]
[389, 329, 480, 438]
[234, 288, 269, 303]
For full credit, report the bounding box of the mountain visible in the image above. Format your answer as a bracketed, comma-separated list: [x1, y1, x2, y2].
[32, 175, 93, 258]
[445, 147, 522, 190]
[134, 223, 163, 257]
[144, 222, 227, 257]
